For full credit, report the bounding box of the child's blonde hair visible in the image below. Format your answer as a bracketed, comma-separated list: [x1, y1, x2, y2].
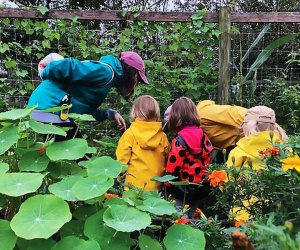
[168, 97, 200, 132]
[242, 106, 287, 141]
[130, 95, 160, 122]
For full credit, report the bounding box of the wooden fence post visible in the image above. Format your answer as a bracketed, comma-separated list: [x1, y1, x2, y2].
[218, 7, 231, 104]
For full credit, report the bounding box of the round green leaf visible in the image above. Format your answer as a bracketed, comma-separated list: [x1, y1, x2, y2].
[139, 234, 163, 250]
[10, 194, 72, 239]
[49, 176, 80, 201]
[163, 224, 206, 250]
[0, 173, 44, 197]
[46, 162, 86, 179]
[82, 156, 123, 178]
[0, 162, 9, 173]
[137, 197, 177, 216]
[29, 119, 67, 137]
[17, 238, 55, 250]
[60, 220, 84, 239]
[52, 236, 100, 250]
[46, 139, 88, 161]
[84, 210, 134, 249]
[18, 151, 50, 172]
[0, 219, 17, 250]
[0, 107, 35, 121]
[103, 205, 151, 232]
[0, 126, 18, 155]
[72, 176, 113, 201]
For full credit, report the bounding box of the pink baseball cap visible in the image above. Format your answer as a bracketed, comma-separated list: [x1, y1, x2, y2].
[120, 51, 148, 84]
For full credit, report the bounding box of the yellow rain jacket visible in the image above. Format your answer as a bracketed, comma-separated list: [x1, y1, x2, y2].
[116, 119, 169, 191]
[196, 100, 247, 150]
[226, 131, 283, 170]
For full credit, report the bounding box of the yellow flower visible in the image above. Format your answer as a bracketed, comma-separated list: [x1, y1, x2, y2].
[281, 155, 300, 172]
[230, 207, 250, 227]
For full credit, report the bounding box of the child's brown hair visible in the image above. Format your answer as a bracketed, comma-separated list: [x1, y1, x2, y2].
[130, 95, 160, 122]
[168, 97, 200, 132]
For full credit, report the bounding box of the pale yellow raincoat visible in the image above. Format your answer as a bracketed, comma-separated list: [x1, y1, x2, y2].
[116, 119, 169, 191]
[226, 131, 283, 170]
[196, 100, 247, 150]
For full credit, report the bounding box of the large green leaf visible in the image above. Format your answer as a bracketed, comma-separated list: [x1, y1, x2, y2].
[72, 176, 113, 201]
[16, 238, 55, 250]
[18, 151, 50, 172]
[84, 210, 135, 250]
[68, 113, 96, 122]
[29, 119, 67, 137]
[60, 220, 84, 239]
[163, 224, 206, 250]
[0, 107, 36, 121]
[139, 234, 163, 250]
[81, 156, 123, 178]
[137, 197, 176, 216]
[0, 220, 17, 250]
[0, 162, 9, 173]
[52, 236, 100, 250]
[49, 176, 80, 201]
[10, 194, 72, 239]
[103, 205, 151, 232]
[46, 139, 88, 161]
[243, 34, 297, 84]
[0, 173, 43, 197]
[0, 126, 18, 155]
[46, 162, 86, 179]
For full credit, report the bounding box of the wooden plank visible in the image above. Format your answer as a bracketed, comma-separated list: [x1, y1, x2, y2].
[231, 12, 300, 23]
[0, 8, 218, 22]
[218, 7, 231, 105]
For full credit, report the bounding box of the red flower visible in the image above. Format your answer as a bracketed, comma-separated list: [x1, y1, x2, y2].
[103, 193, 118, 200]
[38, 147, 45, 154]
[174, 217, 190, 224]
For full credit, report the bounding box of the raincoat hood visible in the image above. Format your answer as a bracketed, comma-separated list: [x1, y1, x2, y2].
[99, 55, 123, 78]
[178, 125, 204, 155]
[130, 119, 164, 150]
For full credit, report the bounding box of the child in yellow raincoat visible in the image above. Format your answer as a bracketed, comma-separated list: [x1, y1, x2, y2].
[226, 106, 287, 170]
[116, 95, 169, 191]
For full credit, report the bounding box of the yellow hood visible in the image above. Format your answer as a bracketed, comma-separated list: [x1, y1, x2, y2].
[129, 119, 164, 150]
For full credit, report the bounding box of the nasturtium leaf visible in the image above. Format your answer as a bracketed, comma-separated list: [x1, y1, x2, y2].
[86, 147, 97, 154]
[137, 197, 176, 216]
[60, 220, 84, 239]
[29, 119, 67, 136]
[84, 210, 134, 249]
[46, 139, 88, 161]
[0, 162, 9, 173]
[0, 219, 17, 250]
[47, 161, 86, 179]
[103, 205, 151, 232]
[49, 176, 80, 201]
[103, 197, 127, 208]
[16, 238, 55, 250]
[0, 173, 43, 197]
[0, 126, 18, 155]
[52, 236, 100, 250]
[82, 156, 123, 178]
[10, 194, 72, 239]
[18, 151, 50, 172]
[151, 175, 177, 182]
[72, 176, 113, 201]
[0, 107, 35, 120]
[139, 234, 163, 250]
[68, 113, 96, 121]
[163, 224, 206, 250]
[73, 205, 98, 221]
[41, 105, 72, 113]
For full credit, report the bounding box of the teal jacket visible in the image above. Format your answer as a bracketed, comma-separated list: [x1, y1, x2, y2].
[28, 55, 123, 121]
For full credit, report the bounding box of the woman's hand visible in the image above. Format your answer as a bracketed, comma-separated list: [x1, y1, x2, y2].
[114, 113, 126, 131]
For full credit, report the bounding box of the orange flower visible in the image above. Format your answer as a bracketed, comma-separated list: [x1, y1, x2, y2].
[193, 208, 206, 219]
[259, 147, 280, 158]
[235, 219, 247, 227]
[103, 193, 118, 199]
[281, 155, 300, 172]
[269, 147, 280, 157]
[174, 217, 190, 224]
[208, 170, 228, 188]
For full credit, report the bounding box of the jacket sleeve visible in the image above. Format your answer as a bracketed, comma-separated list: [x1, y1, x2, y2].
[40, 58, 113, 85]
[116, 130, 133, 165]
[165, 138, 186, 181]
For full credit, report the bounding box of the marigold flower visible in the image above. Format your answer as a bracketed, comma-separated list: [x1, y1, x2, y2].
[281, 155, 300, 172]
[193, 208, 206, 219]
[174, 217, 190, 224]
[208, 170, 228, 188]
[38, 147, 45, 154]
[103, 193, 118, 199]
[230, 207, 250, 228]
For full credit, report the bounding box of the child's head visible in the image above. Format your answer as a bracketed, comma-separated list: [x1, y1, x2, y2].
[168, 97, 200, 132]
[130, 95, 160, 122]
